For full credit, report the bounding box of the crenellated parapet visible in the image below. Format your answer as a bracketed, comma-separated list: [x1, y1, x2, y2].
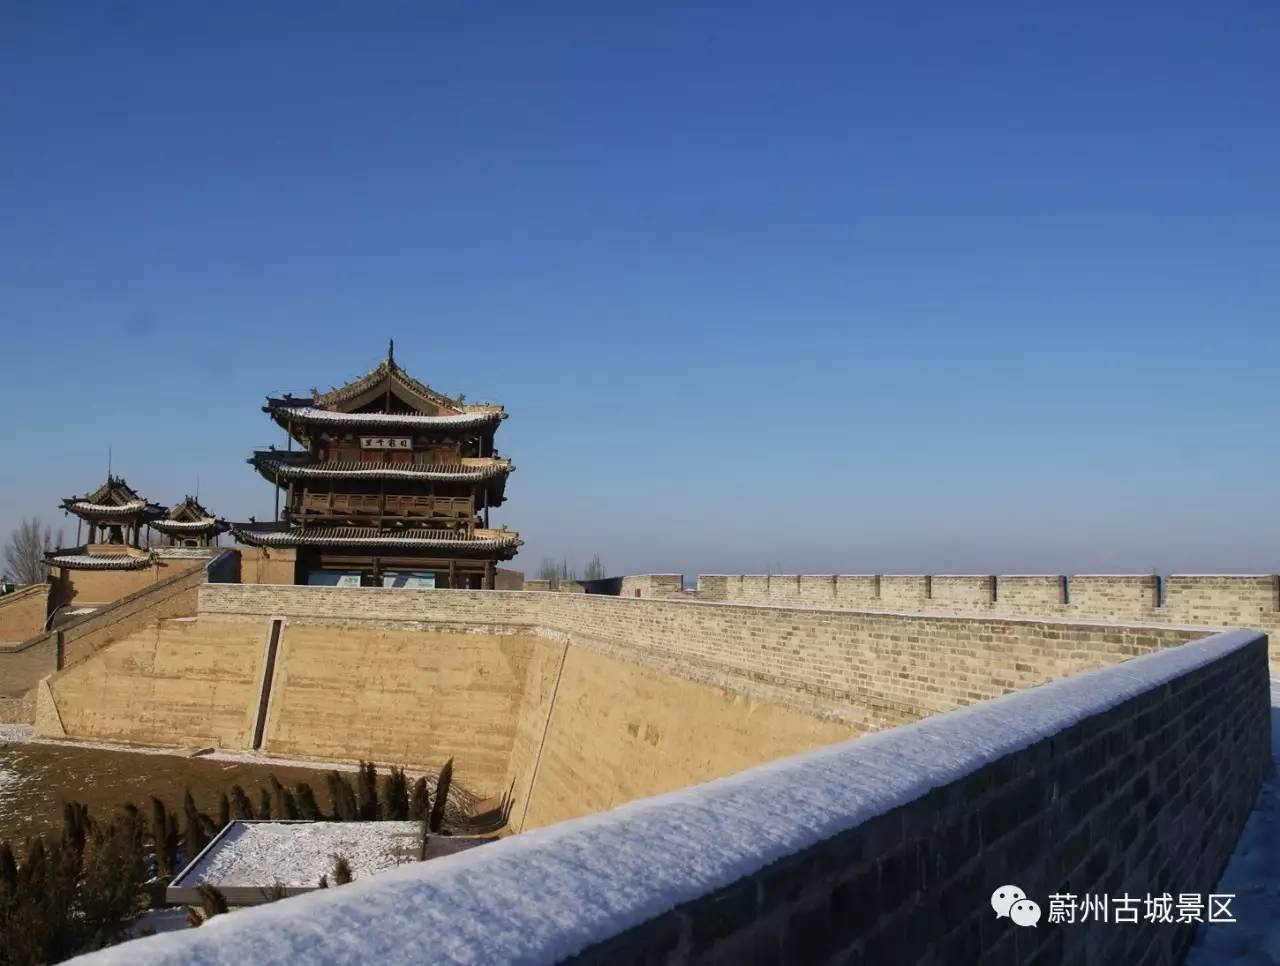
[694, 571, 1280, 661]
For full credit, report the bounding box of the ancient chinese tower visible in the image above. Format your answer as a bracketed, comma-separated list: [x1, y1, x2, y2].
[44, 475, 167, 610]
[53, 475, 163, 560]
[149, 496, 228, 548]
[232, 343, 520, 588]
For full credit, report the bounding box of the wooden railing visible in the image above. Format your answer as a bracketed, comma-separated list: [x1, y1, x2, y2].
[296, 492, 474, 522]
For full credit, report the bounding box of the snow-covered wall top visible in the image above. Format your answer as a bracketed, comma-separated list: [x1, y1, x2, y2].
[74, 626, 1270, 966]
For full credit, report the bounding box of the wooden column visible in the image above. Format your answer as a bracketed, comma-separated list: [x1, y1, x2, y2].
[484, 560, 495, 590]
[448, 558, 456, 589]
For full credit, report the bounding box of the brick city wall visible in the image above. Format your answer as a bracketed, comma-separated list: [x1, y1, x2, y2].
[570, 627, 1270, 965]
[199, 584, 1207, 730]
[236, 546, 298, 585]
[58, 556, 224, 667]
[697, 573, 1280, 664]
[0, 633, 58, 699]
[0, 551, 235, 699]
[50, 556, 204, 609]
[0, 689, 35, 724]
[0, 584, 51, 643]
[86, 627, 1270, 966]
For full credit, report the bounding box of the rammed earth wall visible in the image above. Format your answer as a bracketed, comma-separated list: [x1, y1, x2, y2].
[697, 573, 1280, 664]
[0, 584, 50, 643]
[197, 584, 1209, 731]
[70, 626, 1271, 966]
[0, 551, 236, 700]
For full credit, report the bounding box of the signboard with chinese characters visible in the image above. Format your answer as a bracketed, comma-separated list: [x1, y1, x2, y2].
[359, 437, 412, 450]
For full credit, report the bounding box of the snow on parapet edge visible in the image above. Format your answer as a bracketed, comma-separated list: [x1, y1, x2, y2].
[74, 627, 1265, 966]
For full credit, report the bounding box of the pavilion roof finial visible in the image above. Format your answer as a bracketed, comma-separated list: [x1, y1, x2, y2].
[387, 338, 395, 365]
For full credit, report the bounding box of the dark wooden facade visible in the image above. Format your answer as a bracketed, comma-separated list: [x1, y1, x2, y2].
[232, 344, 520, 588]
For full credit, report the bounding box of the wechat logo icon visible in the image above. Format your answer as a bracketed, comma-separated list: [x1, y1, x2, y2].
[992, 885, 1042, 927]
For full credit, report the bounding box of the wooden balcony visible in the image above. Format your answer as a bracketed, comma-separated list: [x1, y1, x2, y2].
[294, 492, 475, 525]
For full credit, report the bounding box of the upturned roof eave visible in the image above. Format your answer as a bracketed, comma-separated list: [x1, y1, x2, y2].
[247, 453, 514, 484]
[60, 499, 166, 520]
[230, 525, 522, 557]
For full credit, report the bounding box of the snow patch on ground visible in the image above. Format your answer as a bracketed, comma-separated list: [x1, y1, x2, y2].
[69, 629, 1264, 966]
[1185, 678, 1280, 966]
[0, 724, 34, 744]
[0, 765, 38, 836]
[181, 822, 422, 888]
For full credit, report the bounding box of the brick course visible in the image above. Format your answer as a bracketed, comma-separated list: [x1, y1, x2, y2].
[568, 630, 1270, 965]
[199, 584, 1207, 732]
[699, 572, 1280, 664]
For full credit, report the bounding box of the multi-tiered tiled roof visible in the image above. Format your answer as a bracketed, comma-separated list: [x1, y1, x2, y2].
[234, 344, 521, 572]
[48, 476, 166, 572]
[59, 476, 164, 524]
[149, 496, 229, 541]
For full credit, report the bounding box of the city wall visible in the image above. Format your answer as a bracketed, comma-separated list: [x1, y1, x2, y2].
[236, 546, 297, 585]
[0, 584, 51, 643]
[37, 609, 853, 830]
[195, 584, 1207, 730]
[49, 552, 218, 609]
[696, 572, 1280, 663]
[75, 625, 1271, 966]
[0, 551, 235, 700]
[36, 583, 1215, 828]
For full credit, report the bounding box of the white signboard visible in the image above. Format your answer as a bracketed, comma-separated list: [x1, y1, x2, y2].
[382, 573, 435, 589]
[360, 436, 412, 450]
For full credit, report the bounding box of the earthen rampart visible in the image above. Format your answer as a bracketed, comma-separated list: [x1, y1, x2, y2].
[71, 625, 1271, 966]
[0, 550, 237, 699]
[0, 584, 51, 643]
[196, 583, 1209, 729]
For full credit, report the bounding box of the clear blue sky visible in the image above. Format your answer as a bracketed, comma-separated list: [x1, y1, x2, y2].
[2, 2, 1277, 578]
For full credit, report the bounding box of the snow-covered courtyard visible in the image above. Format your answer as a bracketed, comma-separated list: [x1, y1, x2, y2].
[181, 821, 424, 890]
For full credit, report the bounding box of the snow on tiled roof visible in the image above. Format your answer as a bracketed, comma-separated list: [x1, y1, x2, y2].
[68, 500, 149, 515]
[47, 553, 153, 570]
[254, 455, 513, 482]
[231, 526, 521, 550]
[274, 406, 503, 429]
[150, 518, 222, 532]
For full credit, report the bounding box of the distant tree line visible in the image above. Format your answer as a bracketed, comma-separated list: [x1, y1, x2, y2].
[2, 519, 61, 586]
[537, 554, 604, 589]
